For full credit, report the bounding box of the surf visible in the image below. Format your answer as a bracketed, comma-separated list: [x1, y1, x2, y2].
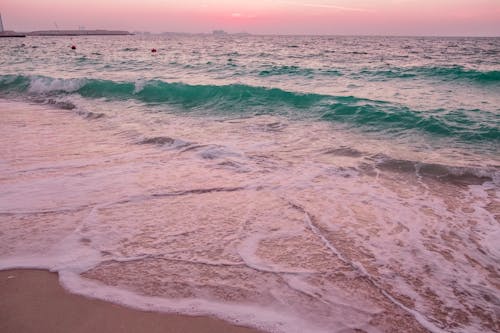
[1, 74, 498, 143]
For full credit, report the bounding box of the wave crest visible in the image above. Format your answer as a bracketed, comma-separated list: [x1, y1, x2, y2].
[363, 66, 500, 83]
[1, 74, 498, 142]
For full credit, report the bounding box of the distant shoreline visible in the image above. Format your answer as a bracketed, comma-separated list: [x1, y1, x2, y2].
[0, 31, 26, 37]
[1, 30, 498, 38]
[27, 30, 133, 36]
[0, 30, 133, 37]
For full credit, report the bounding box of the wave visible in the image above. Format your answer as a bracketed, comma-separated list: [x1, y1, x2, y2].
[258, 65, 315, 77]
[322, 148, 500, 185]
[1, 74, 498, 142]
[0, 74, 325, 109]
[367, 154, 499, 186]
[255, 64, 499, 83]
[320, 101, 500, 140]
[258, 65, 342, 77]
[416, 66, 500, 83]
[363, 66, 500, 83]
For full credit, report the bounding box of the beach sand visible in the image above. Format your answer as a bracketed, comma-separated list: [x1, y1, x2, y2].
[0, 269, 263, 333]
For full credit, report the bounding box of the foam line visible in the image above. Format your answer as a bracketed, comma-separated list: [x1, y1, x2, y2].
[286, 200, 449, 333]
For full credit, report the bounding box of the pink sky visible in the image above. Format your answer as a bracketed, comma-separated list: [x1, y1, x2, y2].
[2, 0, 499, 36]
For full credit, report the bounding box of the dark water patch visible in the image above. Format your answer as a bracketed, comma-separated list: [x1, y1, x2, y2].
[215, 159, 251, 174]
[151, 186, 246, 198]
[264, 122, 287, 131]
[175, 143, 241, 161]
[138, 137, 175, 145]
[24, 97, 77, 111]
[318, 69, 343, 76]
[78, 111, 105, 120]
[138, 136, 192, 149]
[179, 144, 210, 153]
[252, 122, 288, 132]
[31, 97, 47, 104]
[373, 157, 418, 173]
[420, 164, 492, 186]
[347, 51, 368, 55]
[360, 69, 416, 79]
[361, 66, 500, 84]
[323, 147, 363, 158]
[47, 99, 76, 110]
[259, 65, 314, 77]
[371, 155, 496, 186]
[483, 50, 498, 56]
[217, 160, 245, 170]
[257, 65, 342, 77]
[198, 146, 241, 160]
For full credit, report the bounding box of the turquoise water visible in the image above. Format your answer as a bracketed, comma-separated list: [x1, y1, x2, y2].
[1, 35, 499, 148]
[0, 35, 499, 333]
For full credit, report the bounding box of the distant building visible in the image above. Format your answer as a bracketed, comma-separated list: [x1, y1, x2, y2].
[213, 30, 227, 36]
[0, 12, 4, 32]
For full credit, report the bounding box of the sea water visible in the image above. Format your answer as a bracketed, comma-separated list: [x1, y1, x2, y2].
[0, 35, 499, 333]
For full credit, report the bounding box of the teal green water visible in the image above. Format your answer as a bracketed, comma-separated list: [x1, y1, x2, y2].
[1, 74, 499, 142]
[0, 35, 499, 154]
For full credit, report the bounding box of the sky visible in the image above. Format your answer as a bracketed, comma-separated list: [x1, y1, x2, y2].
[1, 0, 500, 36]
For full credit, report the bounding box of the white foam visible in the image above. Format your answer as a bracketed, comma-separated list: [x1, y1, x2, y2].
[58, 271, 334, 333]
[2, 100, 499, 333]
[133, 79, 147, 93]
[237, 231, 316, 274]
[28, 76, 85, 94]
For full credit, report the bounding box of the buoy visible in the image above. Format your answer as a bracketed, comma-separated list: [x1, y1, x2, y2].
[151, 48, 157, 53]
[71, 45, 76, 50]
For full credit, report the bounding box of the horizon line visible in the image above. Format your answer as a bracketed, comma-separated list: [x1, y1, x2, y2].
[15, 29, 500, 38]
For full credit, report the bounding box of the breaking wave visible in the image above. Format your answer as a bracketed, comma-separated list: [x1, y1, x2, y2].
[1, 74, 499, 142]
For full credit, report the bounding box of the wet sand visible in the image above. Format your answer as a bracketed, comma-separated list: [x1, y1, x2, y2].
[0, 269, 263, 333]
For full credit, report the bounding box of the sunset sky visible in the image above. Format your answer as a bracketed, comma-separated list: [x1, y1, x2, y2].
[2, 0, 499, 36]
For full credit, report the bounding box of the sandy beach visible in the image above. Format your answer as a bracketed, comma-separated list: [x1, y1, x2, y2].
[0, 269, 262, 333]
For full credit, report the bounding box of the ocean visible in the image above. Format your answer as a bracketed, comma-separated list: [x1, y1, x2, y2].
[0, 35, 499, 333]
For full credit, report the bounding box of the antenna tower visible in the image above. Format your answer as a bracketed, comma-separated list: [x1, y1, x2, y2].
[0, 13, 4, 32]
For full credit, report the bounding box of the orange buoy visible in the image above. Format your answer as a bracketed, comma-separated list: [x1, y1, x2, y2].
[151, 48, 157, 53]
[71, 45, 76, 50]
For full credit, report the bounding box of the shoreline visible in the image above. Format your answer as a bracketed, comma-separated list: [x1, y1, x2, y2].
[27, 30, 133, 36]
[0, 269, 263, 333]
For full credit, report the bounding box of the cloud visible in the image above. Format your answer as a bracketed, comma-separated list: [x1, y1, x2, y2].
[231, 12, 257, 19]
[279, 1, 369, 12]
